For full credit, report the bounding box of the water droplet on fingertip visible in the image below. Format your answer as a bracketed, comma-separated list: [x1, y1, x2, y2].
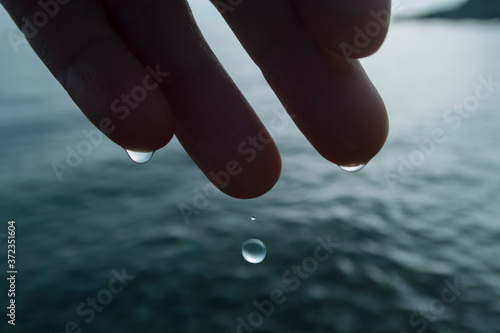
[242, 239, 266, 264]
[339, 164, 366, 173]
[126, 150, 154, 164]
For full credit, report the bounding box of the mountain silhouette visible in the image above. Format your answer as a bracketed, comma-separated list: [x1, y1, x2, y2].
[414, 0, 500, 20]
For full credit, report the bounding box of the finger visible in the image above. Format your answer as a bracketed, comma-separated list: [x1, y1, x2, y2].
[0, 0, 174, 152]
[102, 0, 281, 199]
[212, 0, 389, 167]
[294, 0, 391, 58]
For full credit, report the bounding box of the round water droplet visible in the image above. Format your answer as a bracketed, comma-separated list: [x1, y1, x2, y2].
[339, 164, 366, 173]
[126, 150, 154, 164]
[250, 216, 256, 221]
[242, 239, 266, 264]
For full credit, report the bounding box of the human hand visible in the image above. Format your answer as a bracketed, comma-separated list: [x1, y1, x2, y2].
[1, 0, 390, 198]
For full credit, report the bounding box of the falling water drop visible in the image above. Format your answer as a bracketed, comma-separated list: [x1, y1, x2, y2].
[126, 150, 154, 164]
[242, 239, 266, 264]
[251, 216, 256, 221]
[339, 164, 366, 173]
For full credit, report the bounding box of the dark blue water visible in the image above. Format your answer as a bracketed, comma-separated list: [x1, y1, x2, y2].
[1, 14, 500, 333]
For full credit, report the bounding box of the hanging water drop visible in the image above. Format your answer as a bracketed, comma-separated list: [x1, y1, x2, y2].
[242, 239, 266, 264]
[251, 216, 256, 221]
[126, 150, 154, 164]
[339, 164, 366, 173]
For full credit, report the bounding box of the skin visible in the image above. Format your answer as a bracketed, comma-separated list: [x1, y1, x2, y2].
[1, 0, 391, 199]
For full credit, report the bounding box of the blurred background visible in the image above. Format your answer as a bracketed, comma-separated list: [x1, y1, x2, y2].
[1, 0, 500, 332]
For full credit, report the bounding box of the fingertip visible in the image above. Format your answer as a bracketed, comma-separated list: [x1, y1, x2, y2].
[112, 91, 175, 153]
[216, 142, 282, 199]
[315, 99, 389, 167]
[60, 39, 175, 153]
[312, 58, 389, 167]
